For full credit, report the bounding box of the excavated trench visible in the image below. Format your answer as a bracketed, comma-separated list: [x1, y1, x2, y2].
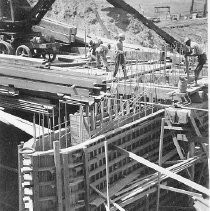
[0, 121, 31, 210]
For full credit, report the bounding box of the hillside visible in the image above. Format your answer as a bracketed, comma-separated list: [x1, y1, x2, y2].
[30, 0, 208, 48]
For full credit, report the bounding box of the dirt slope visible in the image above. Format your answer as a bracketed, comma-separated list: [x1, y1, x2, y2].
[29, 0, 208, 48]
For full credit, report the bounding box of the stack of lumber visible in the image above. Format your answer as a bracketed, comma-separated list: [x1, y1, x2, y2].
[0, 54, 104, 101]
[33, 18, 77, 43]
[110, 156, 204, 210]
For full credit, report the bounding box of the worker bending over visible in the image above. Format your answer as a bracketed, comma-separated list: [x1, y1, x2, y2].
[113, 33, 127, 79]
[96, 40, 111, 71]
[184, 37, 207, 86]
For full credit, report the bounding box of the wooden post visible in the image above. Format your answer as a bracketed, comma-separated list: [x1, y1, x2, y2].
[83, 147, 90, 211]
[156, 118, 165, 211]
[53, 141, 63, 211]
[18, 143, 24, 211]
[69, 114, 71, 145]
[101, 100, 104, 126]
[48, 116, 52, 149]
[62, 153, 71, 211]
[79, 105, 84, 142]
[104, 141, 110, 210]
[31, 155, 40, 211]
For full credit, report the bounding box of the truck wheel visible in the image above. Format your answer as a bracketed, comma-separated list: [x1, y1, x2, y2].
[42, 49, 56, 62]
[16, 45, 32, 57]
[0, 41, 14, 54]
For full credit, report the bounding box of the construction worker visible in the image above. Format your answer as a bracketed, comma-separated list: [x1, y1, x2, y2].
[87, 40, 97, 63]
[113, 33, 127, 79]
[184, 37, 207, 86]
[95, 40, 111, 71]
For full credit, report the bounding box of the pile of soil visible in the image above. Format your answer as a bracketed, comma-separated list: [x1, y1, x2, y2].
[29, 0, 208, 48]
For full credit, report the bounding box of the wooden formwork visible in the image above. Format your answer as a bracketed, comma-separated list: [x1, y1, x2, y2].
[18, 108, 181, 211]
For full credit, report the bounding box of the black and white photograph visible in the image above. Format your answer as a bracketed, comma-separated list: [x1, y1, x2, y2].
[0, 0, 208, 210]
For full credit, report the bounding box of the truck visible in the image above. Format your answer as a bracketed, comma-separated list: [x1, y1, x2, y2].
[0, 0, 73, 61]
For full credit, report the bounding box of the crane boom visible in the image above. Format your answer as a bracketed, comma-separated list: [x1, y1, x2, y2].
[30, 0, 56, 25]
[106, 0, 184, 51]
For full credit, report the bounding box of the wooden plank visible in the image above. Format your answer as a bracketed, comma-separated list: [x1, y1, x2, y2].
[31, 155, 40, 211]
[0, 66, 101, 89]
[0, 76, 91, 97]
[164, 125, 191, 131]
[39, 18, 77, 35]
[62, 153, 71, 211]
[53, 141, 63, 211]
[32, 26, 73, 44]
[83, 147, 90, 211]
[189, 141, 195, 181]
[0, 54, 46, 66]
[160, 184, 203, 198]
[112, 145, 210, 196]
[0, 59, 103, 83]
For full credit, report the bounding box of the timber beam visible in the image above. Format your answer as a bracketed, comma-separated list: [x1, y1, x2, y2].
[111, 145, 210, 196]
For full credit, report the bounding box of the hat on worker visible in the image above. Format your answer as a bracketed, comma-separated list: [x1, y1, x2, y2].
[98, 39, 103, 45]
[118, 33, 125, 38]
[184, 37, 190, 43]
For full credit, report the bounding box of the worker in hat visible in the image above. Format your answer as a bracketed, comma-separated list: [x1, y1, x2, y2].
[184, 37, 207, 86]
[95, 40, 111, 71]
[87, 40, 98, 64]
[113, 33, 127, 79]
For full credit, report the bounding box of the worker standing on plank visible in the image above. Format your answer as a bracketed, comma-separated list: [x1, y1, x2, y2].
[95, 40, 111, 71]
[184, 37, 207, 86]
[113, 33, 127, 79]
